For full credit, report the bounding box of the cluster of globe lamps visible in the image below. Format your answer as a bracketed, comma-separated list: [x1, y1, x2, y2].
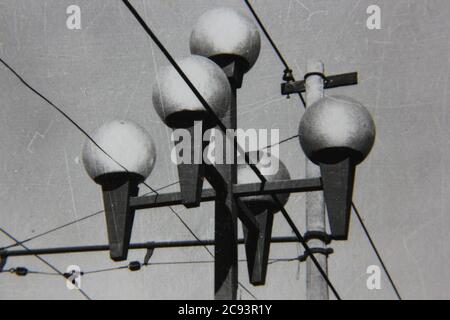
[82, 8, 375, 262]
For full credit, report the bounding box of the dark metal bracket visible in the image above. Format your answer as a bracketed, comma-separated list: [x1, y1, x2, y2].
[303, 230, 332, 245]
[130, 178, 322, 210]
[143, 244, 155, 266]
[0, 254, 7, 272]
[235, 198, 274, 286]
[241, 208, 274, 286]
[281, 72, 358, 96]
[235, 198, 260, 234]
[298, 247, 334, 262]
[320, 158, 355, 240]
[100, 174, 140, 262]
[177, 126, 208, 208]
[1, 237, 300, 258]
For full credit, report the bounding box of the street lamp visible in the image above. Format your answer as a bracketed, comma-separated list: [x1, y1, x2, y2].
[237, 151, 291, 285]
[152, 55, 231, 208]
[0, 3, 380, 301]
[190, 7, 261, 87]
[238, 151, 291, 214]
[82, 120, 156, 261]
[76, 6, 376, 300]
[189, 7, 263, 299]
[152, 55, 231, 129]
[299, 95, 375, 240]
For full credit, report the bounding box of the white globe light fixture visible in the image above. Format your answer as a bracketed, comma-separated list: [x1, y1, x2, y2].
[190, 7, 261, 87]
[152, 55, 232, 208]
[236, 151, 291, 286]
[237, 151, 291, 215]
[152, 55, 231, 129]
[299, 95, 376, 239]
[82, 120, 157, 261]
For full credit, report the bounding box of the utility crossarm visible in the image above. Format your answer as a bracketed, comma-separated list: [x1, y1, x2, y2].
[281, 72, 358, 95]
[129, 178, 323, 210]
[0, 236, 300, 258]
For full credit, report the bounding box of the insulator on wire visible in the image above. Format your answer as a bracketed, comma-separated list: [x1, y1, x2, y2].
[14, 267, 28, 276]
[128, 261, 141, 271]
[282, 68, 294, 82]
[63, 270, 84, 279]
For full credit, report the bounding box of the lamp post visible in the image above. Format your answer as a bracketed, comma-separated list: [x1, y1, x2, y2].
[299, 94, 376, 240]
[282, 63, 374, 299]
[303, 61, 329, 300]
[152, 54, 231, 208]
[74, 7, 376, 301]
[188, 7, 261, 299]
[238, 151, 291, 286]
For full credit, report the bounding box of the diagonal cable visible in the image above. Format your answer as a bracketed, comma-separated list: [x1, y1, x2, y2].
[352, 202, 402, 300]
[0, 57, 158, 194]
[262, 134, 299, 151]
[1, 181, 180, 250]
[243, 0, 307, 108]
[0, 227, 92, 300]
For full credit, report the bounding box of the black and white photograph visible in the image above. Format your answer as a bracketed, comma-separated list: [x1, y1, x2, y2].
[0, 0, 448, 302]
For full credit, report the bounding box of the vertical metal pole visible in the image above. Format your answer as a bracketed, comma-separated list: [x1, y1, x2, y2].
[305, 60, 329, 300]
[214, 84, 238, 300]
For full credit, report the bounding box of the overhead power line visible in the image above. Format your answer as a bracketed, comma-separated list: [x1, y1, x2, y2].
[243, 0, 289, 70]
[0, 227, 92, 300]
[262, 134, 299, 151]
[0, 57, 158, 194]
[352, 202, 402, 300]
[1, 181, 180, 251]
[1, 210, 104, 251]
[243, 0, 307, 108]
[2, 255, 306, 278]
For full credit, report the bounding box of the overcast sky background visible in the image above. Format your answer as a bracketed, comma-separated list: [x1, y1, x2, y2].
[0, 0, 449, 299]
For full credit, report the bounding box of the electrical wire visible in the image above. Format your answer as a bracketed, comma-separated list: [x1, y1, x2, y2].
[1, 210, 104, 251]
[0, 58, 159, 195]
[243, 0, 307, 108]
[0, 268, 60, 276]
[1, 181, 180, 251]
[261, 134, 299, 151]
[352, 202, 402, 300]
[164, 204, 257, 299]
[64, 257, 304, 275]
[0, 227, 92, 300]
[243, 0, 289, 70]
